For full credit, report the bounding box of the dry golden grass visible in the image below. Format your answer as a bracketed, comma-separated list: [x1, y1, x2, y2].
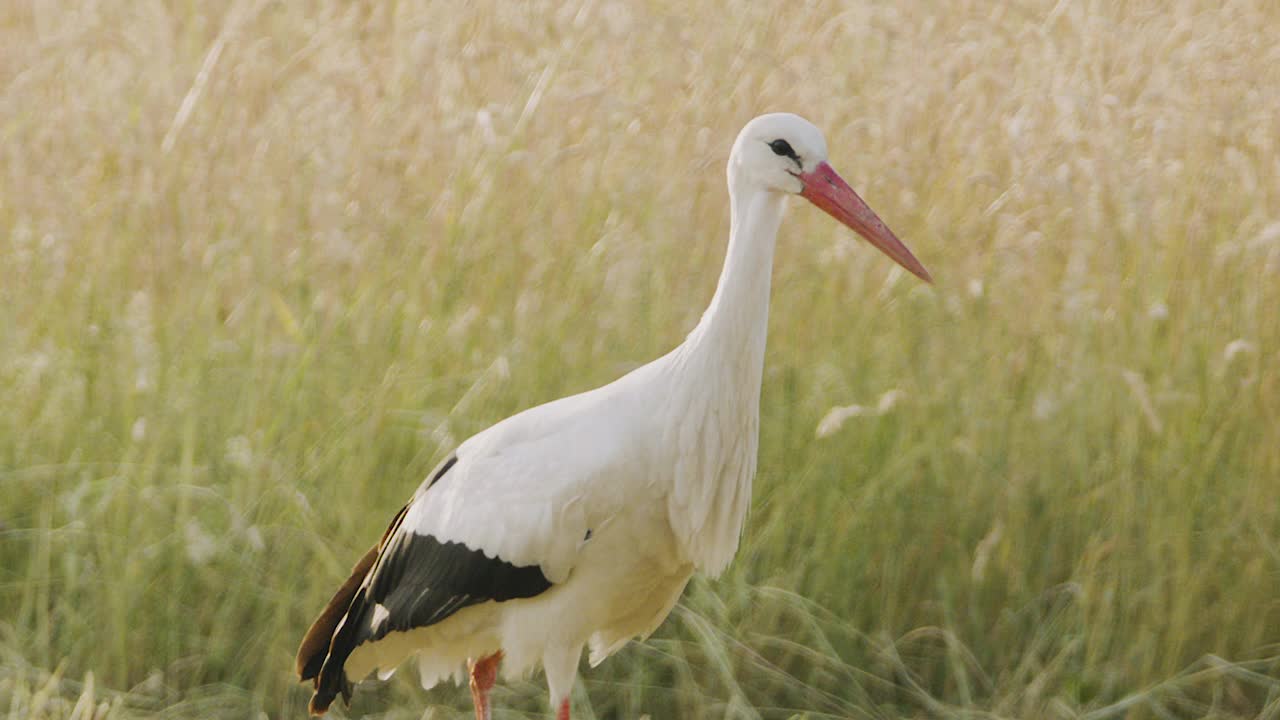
[2, 1, 1279, 718]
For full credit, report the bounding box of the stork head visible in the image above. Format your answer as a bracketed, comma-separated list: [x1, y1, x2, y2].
[730, 113, 932, 283]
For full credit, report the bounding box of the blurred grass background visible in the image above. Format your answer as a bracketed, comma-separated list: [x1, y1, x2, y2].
[2, 0, 1279, 718]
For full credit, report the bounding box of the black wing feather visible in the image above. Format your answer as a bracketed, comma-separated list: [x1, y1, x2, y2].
[361, 532, 552, 642]
[304, 455, 553, 715]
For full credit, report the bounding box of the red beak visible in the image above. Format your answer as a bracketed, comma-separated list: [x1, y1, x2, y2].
[799, 162, 932, 283]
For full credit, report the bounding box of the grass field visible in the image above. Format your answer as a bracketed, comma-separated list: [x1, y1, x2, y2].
[3, 0, 1280, 718]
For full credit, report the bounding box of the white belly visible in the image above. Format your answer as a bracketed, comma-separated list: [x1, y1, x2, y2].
[497, 495, 694, 674]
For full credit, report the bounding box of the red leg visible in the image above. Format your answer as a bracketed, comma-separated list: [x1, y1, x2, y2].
[468, 651, 504, 720]
[557, 698, 570, 720]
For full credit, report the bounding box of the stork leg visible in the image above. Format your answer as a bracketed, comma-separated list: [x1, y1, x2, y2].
[557, 698, 570, 720]
[468, 651, 503, 720]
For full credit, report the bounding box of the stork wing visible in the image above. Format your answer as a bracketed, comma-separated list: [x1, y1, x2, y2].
[299, 468, 560, 713]
[297, 393, 620, 714]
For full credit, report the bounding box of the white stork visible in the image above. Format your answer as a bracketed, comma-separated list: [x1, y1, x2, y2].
[296, 113, 932, 720]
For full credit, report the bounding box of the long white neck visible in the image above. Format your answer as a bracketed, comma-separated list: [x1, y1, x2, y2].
[657, 176, 785, 577]
[678, 178, 785, 383]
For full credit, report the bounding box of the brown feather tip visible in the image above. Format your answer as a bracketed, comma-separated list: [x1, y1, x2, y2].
[307, 688, 334, 717]
[296, 544, 379, 681]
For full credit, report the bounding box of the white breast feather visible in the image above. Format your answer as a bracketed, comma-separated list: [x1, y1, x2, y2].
[663, 375, 759, 577]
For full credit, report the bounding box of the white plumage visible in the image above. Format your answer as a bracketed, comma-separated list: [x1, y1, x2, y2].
[297, 113, 932, 720]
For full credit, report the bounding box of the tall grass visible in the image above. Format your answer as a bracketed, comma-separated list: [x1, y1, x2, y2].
[2, 0, 1279, 718]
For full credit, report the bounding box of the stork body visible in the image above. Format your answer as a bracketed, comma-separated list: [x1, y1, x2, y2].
[297, 113, 931, 718]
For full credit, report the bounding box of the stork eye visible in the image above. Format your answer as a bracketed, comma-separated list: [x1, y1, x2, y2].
[768, 139, 797, 158]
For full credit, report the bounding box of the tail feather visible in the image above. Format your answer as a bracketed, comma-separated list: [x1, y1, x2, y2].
[298, 503, 414, 714]
[296, 545, 379, 682]
[307, 678, 351, 717]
